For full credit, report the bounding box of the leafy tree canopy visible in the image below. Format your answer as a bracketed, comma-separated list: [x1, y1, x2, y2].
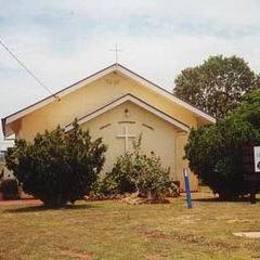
[185, 89, 260, 200]
[174, 55, 260, 119]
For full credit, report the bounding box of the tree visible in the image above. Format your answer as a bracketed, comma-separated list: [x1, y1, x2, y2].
[185, 90, 260, 199]
[5, 120, 107, 207]
[174, 55, 260, 119]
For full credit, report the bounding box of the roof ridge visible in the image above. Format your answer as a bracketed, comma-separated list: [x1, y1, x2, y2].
[2, 63, 215, 137]
[65, 92, 190, 132]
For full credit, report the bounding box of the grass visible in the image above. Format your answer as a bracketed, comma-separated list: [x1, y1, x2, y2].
[0, 192, 260, 260]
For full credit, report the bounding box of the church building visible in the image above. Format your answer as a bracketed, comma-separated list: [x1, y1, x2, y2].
[2, 64, 215, 191]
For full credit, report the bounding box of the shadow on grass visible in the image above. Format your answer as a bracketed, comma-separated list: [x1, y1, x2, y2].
[4, 203, 97, 214]
[192, 197, 260, 203]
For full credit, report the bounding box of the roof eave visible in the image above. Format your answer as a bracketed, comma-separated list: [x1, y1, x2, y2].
[65, 93, 190, 133]
[116, 64, 216, 124]
[1, 118, 6, 137]
[2, 62, 216, 134]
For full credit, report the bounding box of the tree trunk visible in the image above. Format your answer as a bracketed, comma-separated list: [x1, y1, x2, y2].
[147, 190, 153, 200]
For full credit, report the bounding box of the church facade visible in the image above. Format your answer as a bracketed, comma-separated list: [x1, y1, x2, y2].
[2, 64, 215, 191]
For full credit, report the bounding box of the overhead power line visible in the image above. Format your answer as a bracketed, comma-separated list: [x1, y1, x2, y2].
[0, 36, 60, 100]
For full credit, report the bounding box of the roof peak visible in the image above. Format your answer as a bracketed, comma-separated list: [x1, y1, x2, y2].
[2, 62, 215, 137]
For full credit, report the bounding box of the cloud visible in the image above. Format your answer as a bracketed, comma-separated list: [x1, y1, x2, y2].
[0, 0, 260, 139]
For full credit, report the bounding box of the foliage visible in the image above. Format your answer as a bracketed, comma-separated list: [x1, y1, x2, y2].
[5, 120, 107, 207]
[174, 55, 260, 118]
[90, 175, 123, 198]
[0, 179, 20, 200]
[0, 168, 4, 181]
[101, 152, 137, 195]
[185, 90, 260, 199]
[102, 137, 177, 200]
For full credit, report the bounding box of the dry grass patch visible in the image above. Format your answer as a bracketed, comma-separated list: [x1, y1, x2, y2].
[0, 192, 260, 259]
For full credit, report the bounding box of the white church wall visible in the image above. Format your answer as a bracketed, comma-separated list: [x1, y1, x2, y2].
[81, 101, 178, 181]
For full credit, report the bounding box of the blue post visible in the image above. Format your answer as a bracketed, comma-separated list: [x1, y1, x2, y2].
[183, 168, 193, 209]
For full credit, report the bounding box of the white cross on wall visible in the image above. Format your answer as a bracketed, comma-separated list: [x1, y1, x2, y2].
[117, 126, 136, 153]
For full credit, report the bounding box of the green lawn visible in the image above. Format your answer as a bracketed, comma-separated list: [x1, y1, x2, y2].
[0, 193, 260, 260]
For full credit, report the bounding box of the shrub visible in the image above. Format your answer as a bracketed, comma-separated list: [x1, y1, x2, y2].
[0, 168, 4, 180]
[0, 179, 20, 200]
[5, 120, 107, 208]
[90, 177, 119, 198]
[185, 90, 260, 200]
[103, 152, 137, 195]
[103, 137, 177, 200]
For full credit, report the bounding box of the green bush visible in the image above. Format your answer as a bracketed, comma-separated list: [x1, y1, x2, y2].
[5, 120, 107, 208]
[90, 176, 119, 197]
[102, 138, 177, 200]
[0, 179, 20, 200]
[103, 152, 137, 195]
[185, 90, 260, 200]
[0, 168, 4, 180]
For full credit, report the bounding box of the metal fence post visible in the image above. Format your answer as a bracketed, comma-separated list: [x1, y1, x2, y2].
[183, 168, 193, 209]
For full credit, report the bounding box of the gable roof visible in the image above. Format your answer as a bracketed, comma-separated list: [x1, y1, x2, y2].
[2, 63, 215, 137]
[65, 93, 190, 133]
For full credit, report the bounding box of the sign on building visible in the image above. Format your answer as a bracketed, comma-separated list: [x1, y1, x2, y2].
[254, 146, 260, 173]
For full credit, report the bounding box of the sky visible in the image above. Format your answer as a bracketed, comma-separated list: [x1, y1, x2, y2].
[1, 0, 260, 142]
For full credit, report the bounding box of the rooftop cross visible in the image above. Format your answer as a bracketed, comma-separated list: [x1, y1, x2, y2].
[109, 43, 122, 63]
